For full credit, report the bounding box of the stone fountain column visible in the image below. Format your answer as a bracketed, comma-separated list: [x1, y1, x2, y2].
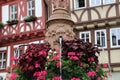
[45, 0, 75, 50]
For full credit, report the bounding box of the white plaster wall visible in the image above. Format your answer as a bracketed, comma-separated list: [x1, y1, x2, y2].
[0, 47, 7, 51]
[108, 6, 116, 17]
[35, 0, 42, 17]
[0, 73, 7, 80]
[81, 11, 88, 21]
[2, 5, 9, 24]
[98, 51, 109, 64]
[108, 72, 120, 80]
[91, 10, 99, 20]
[111, 50, 120, 63]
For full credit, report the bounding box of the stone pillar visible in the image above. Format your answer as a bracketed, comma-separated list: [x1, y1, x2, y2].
[45, 0, 75, 50]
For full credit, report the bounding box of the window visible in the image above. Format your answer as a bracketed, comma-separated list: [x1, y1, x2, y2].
[90, 0, 101, 7]
[80, 31, 91, 42]
[103, 0, 115, 4]
[110, 28, 120, 47]
[27, 0, 35, 16]
[14, 49, 22, 58]
[14, 48, 22, 63]
[0, 52, 6, 70]
[10, 4, 17, 20]
[95, 30, 107, 48]
[74, 0, 86, 9]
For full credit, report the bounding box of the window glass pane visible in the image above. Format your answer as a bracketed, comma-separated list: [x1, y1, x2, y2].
[102, 37, 105, 47]
[29, 11, 31, 16]
[3, 53, 6, 59]
[112, 35, 116, 45]
[118, 36, 120, 45]
[32, 10, 35, 16]
[86, 39, 89, 42]
[32, 1, 34, 8]
[19, 50, 22, 56]
[2, 62, 6, 68]
[112, 30, 116, 46]
[0, 62, 1, 68]
[0, 53, 2, 60]
[79, 0, 85, 7]
[97, 37, 100, 45]
[27, 0, 35, 16]
[10, 4, 17, 20]
[101, 31, 105, 36]
[90, 0, 101, 7]
[29, 2, 31, 8]
[81, 34, 84, 38]
[86, 33, 89, 37]
[75, 0, 85, 8]
[103, 0, 115, 4]
[97, 32, 100, 36]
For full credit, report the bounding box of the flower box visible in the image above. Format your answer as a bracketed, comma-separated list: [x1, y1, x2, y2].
[7, 19, 18, 25]
[0, 22, 4, 27]
[24, 16, 37, 22]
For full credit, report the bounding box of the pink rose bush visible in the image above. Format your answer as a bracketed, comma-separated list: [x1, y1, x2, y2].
[10, 43, 50, 80]
[10, 39, 107, 80]
[45, 39, 108, 80]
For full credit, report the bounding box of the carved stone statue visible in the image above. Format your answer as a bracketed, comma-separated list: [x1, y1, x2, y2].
[52, 0, 68, 9]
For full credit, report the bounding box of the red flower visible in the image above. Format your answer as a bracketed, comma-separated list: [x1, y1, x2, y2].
[97, 77, 101, 80]
[70, 56, 79, 61]
[56, 61, 62, 68]
[77, 52, 82, 56]
[88, 57, 94, 62]
[68, 52, 76, 56]
[103, 64, 108, 68]
[28, 65, 34, 71]
[35, 63, 40, 68]
[71, 77, 80, 80]
[39, 50, 47, 57]
[52, 76, 62, 80]
[9, 73, 18, 80]
[53, 55, 60, 61]
[108, 73, 112, 76]
[87, 71, 96, 77]
[11, 56, 18, 61]
[33, 70, 47, 80]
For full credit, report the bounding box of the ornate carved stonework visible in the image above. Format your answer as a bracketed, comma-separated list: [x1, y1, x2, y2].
[46, 22, 75, 50]
[46, 0, 75, 50]
[52, 0, 68, 9]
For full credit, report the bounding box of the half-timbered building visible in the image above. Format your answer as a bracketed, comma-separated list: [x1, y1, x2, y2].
[0, 0, 120, 79]
[46, 0, 120, 79]
[0, 0, 46, 79]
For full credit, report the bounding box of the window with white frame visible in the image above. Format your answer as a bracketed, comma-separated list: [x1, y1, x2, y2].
[95, 30, 107, 48]
[74, 0, 86, 9]
[14, 48, 22, 58]
[10, 4, 17, 20]
[103, 0, 115, 4]
[110, 28, 120, 47]
[90, 0, 101, 7]
[27, 0, 35, 16]
[14, 48, 22, 63]
[0, 52, 6, 69]
[79, 31, 91, 42]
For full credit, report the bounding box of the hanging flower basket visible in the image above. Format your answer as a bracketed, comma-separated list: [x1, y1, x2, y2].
[24, 16, 37, 22]
[7, 19, 18, 25]
[0, 22, 4, 27]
